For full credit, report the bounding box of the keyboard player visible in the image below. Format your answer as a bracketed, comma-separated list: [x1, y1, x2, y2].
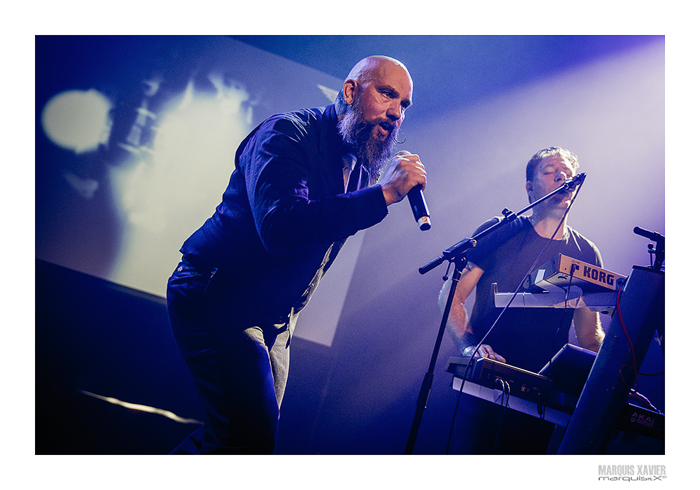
[438, 147, 605, 454]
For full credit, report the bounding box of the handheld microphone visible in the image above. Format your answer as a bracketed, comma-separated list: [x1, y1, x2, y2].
[397, 151, 431, 231]
[408, 186, 431, 231]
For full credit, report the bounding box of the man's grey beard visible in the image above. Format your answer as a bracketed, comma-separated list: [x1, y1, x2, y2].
[338, 102, 397, 181]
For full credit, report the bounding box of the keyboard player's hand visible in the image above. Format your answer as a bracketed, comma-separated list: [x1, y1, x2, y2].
[463, 344, 506, 363]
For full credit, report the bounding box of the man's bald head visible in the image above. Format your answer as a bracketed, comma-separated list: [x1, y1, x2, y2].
[336, 56, 413, 117]
[345, 56, 412, 86]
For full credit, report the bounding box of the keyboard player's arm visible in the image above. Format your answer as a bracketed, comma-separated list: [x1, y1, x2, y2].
[573, 307, 605, 352]
[439, 261, 506, 362]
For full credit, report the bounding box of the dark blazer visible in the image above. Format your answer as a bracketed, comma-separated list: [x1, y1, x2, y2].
[179, 104, 388, 331]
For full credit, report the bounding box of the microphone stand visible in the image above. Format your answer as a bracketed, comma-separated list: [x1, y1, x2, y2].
[404, 174, 585, 454]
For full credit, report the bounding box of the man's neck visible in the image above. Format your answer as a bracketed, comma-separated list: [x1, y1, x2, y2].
[530, 212, 568, 239]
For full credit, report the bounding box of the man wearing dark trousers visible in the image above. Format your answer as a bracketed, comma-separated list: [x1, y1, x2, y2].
[167, 56, 426, 454]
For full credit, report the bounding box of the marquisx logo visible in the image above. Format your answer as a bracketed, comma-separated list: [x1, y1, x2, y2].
[598, 465, 667, 482]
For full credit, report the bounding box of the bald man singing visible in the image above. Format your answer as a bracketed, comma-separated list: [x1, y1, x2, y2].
[166, 56, 426, 454]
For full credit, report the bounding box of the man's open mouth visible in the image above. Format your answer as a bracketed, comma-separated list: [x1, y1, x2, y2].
[378, 121, 395, 133]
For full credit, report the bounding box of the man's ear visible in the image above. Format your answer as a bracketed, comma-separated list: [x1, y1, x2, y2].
[343, 79, 358, 105]
[525, 181, 533, 202]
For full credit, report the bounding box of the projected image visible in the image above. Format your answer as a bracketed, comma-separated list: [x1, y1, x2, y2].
[35, 36, 354, 346]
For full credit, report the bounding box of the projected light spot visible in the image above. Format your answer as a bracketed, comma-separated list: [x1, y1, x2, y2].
[41, 89, 112, 153]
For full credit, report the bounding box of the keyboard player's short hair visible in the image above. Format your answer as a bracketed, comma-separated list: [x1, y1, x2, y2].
[526, 146, 580, 183]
